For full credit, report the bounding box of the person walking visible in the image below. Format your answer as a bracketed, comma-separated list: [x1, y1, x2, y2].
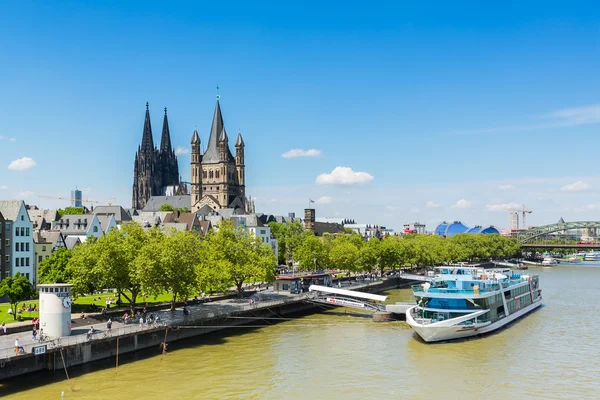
[106, 318, 112, 335]
[1, 321, 6, 335]
[15, 338, 19, 355]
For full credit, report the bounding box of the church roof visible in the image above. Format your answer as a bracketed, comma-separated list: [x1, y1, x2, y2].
[191, 129, 200, 144]
[202, 100, 234, 164]
[142, 195, 191, 212]
[558, 217, 565, 223]
[141, 102, 154, 153]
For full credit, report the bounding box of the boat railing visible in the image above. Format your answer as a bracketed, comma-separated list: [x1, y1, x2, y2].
[412, 285, 496, 294]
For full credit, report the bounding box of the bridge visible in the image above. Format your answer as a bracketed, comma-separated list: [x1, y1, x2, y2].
[515, 221, 600, 248]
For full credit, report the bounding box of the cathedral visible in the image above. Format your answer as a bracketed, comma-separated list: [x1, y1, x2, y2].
[132, 103, 181, 209]
[132, 99, 253, 213]
[190, 99, 251, 213]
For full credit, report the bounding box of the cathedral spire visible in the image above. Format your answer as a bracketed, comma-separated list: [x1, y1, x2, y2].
[160, 107, 173, 153]
[141, 102, 154, 153]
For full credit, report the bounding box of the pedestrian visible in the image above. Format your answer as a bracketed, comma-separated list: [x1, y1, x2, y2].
[107, 318, 112, 334]
[139, 316, 143, 328]
[1, 321, 6, 335]
[15, 338, 19, 355]
[32, 328, 37, 340]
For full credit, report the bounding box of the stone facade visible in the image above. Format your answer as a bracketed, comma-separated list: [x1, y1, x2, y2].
[132, 103, 180, 210]
[191, 100, 249, 212]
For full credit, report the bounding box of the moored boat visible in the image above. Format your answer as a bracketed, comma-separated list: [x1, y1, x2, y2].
[406, 266, 542, 342]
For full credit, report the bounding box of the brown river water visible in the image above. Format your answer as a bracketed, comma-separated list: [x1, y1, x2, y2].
[1, 264, 599, 399]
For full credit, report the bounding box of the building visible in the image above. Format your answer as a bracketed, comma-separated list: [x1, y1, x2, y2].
[403, 222, 426, 235]
[132, 103, 181, 210]
[92, 206, 133, 224]
[71, 188, 82, 207]
[190, 99, 250, 213]
[142, 195, 192, 212]
[33, 230, 66, 282]
[27, 207, 60, 230]
[0, 200, 35, 284]
[231, 215, 278, 257]
[52, 214, 116, 242]
[0, 211, 6, 281]
[434, 221, 500, 237]
[509, 212, 519, 231]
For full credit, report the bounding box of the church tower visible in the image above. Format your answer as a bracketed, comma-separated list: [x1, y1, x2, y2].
[191, 98, 248, 212]
[132, 103, 180, 209]
[190, 129, 202, 206]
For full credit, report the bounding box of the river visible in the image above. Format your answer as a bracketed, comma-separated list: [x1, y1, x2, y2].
[1, 264, 599, 399]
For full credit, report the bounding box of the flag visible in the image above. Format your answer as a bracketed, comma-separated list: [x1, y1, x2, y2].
[309, 199, 315, 203]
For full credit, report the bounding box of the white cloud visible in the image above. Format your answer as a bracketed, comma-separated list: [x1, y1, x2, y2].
[498, 184, 515, 191]
[426, 201, 440, 208]
[18, 191, 35, 198]
[561, 181, 591, 192]
[486, 202, 521, 212]
[174, 146, 189, 155]
[316, 166, 374, 185]
[451, 199, 472, 209]
[8, 157, 37, 171]
[9, 137, 16, 142]
[0, 136, 16, 142]
[316, 196, 333, 204]
[0, 185, 7, 190]
[281, 148, 322, 158]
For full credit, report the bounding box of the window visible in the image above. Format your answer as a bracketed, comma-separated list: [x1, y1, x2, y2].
[15, 242, 18, 252]
[16, 228, 19, 236]
[16, 258, 20, 267]
[25, 273, 29, 280]
[5, 239, 8, 246]
[38, 256, 42, 263]
[93, 226, 98, 233]
[26, 243, 29, 252]
[21, 215, 24, 221]
[25, 228, 29, 236]
[21, 243, 24, 251]
[260, 230, 266, 235]
[26, 258, 29, 266]
[21, 227, 25, 236]
[42, 245, 46, 251]
[4, 256, 8, 262]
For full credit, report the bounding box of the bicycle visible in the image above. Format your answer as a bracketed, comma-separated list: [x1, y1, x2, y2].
[37, 332, 49, 343]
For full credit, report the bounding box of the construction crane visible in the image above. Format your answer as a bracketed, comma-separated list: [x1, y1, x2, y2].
[38, 195, 115, 206]
[505, 204, 533, 230]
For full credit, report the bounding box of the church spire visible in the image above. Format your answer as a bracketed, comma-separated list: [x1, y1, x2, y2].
[202, 99, 224, 163]
[160, 107, 173, 153]
[141, 102, 154, 153]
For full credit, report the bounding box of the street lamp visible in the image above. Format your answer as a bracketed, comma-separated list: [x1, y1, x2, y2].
[313, 254, 316, 272]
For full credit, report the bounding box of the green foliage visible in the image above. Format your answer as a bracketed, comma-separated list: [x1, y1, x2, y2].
[0, 273, 33, 320]
[158, 204, 190, 213]
[58, 207, 85, 217]
[201, 221, 276, 295]
[136, 229, 201, 310]
[268, 220, 305, 265]
[38, 247, 73, 284]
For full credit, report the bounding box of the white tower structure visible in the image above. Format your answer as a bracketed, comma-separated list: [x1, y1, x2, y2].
[38, 284, 73, 337]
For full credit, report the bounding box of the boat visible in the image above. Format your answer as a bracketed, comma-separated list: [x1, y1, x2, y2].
[584, 251, 600, 261]
[541, 257, 557, 266]
[405, 266, 543, 342]
[565, 256, 582, 264]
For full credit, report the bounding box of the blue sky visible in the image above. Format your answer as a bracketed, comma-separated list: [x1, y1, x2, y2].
[1, 1, 600, 230]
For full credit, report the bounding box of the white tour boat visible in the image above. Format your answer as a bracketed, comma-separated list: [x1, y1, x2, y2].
[406, 266, 542, 342]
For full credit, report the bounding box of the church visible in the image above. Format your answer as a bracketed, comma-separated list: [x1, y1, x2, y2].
[132, 99, 253, 213]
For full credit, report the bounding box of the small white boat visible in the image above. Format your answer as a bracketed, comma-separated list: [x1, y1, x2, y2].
[541, 257, 557, 266]
[565, 256, 581, 264]
[584, 252, 600, 261]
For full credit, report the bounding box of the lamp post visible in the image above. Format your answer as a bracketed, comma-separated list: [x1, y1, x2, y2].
[313, 254, 316, 272]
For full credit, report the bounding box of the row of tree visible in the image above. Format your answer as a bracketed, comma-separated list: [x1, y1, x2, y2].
[269, 221, 521, 273]
[39, 221, 276, 313]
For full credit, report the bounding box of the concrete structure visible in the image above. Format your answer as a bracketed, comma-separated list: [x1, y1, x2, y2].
[191, 100, 251, 213]
[0, 211, 6, 281]
[0, 200, 35, 284]
[38, 284, 73, 338]
[71, 189, 82, 208]
[509, 212, 519, 231]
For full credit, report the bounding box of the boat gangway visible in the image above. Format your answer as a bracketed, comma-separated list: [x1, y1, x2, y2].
[308, 285, 388, 312]
[397, 272, 434, 282]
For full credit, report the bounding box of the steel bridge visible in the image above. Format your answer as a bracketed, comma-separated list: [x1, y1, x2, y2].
[515, 221, 600, 248]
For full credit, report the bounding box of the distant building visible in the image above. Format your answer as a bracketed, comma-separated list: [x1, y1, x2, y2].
[71, 189, 82, 208]
[52, 214, 116, 242]
[403, 222, 426, 235]
[33, 230, 66, 283]
[27, 207, 60, 230]
[0, 211, 6, 281]
[92, 206, 133, 224]
[434, 221, 499, 237]
[509, 212, 519, 231]
[0, 200, 35, 284]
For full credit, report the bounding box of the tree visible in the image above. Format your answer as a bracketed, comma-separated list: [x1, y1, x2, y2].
[201, 221, 276, 295]
[67, 237, 100, 297]
[38, 247, 73, 284]
[295, 233, 328, 271]
[136, 230, 201, 311]
[159, 204, 176, 212]
[58, 207, 85, 217]
[359, 238, 380, 272]
[0, 273, 33, 319]
[329, 239, 360, 272]
[268, 220, 305, 265]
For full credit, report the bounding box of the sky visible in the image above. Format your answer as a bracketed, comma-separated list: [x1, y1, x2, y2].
[1, 1, 600, 231]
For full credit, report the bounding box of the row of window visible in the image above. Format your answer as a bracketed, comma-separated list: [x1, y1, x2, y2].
[41, 286, 70, 293]
[15, 227, 31, 237]
[15, 257, 30, 267]
[15, 242, 30, 252]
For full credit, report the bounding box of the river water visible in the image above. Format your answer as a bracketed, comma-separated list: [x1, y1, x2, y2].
[1, 264, 599, 400]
